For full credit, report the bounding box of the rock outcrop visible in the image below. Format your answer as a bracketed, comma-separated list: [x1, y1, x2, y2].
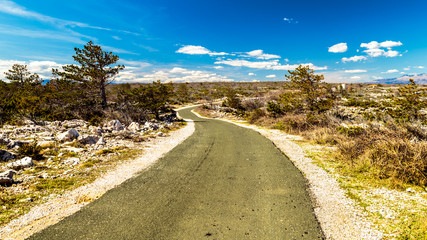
[0, 170, 17, 185]
[58, 129, 80, 142]
[7, 157, 34, 170]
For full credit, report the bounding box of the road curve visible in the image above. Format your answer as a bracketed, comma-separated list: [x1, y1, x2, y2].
[28, 107, 324, 239]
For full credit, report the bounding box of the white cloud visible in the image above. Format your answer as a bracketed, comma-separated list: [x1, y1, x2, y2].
[176, 45, 228, 56]
[364, 48, 385, 57]
[112, 36, 121, 40]
[341, 55, 367, 62]
[244, 50, 281, 60]
[0, 59, 63, 79]
[328, 43, 348, 53]
[214, 59, 279, 69]
[414, 66, 424, 69]
[380, 41, 402, 48]
[344, 69, 367, 73]
[382, 69, 399, 73]
[403, 67, 410, 71]
[248, 73, 255, 76]
[213, 66, 224, 69]
[266, 74, 276, 78]
[360, 40, 403, 58]
[350, 76, 361, 79]
[116, 67, 233, 83]
[360, 41, 380, 49]
[269, 63, 327, 71]
[372, 76, 383, 80]
[215, 59, 327, 71]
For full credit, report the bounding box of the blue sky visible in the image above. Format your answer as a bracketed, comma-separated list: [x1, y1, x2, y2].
[0, 0, 426, 83]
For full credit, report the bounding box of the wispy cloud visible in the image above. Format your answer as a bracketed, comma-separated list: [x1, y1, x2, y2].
[242, 50, 281, 60]
[344, 69, 367, 73]
[382, 69, 399, 74]
[215, 59, 327, 71]
[283, 17, 298, 24]
[0, 0, 140, 35]
[0, 24, 89, 44]
[342, 55, 367, 63]
[266, 74, 276, 78]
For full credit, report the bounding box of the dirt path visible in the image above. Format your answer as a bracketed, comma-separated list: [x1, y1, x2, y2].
[28, 107, 324, 239]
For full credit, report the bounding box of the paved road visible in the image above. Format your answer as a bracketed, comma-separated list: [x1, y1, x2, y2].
[29, 107, 324, 239]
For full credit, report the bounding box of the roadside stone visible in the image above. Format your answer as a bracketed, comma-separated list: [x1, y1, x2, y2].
[78, 135, 100, 145]
[7, 157, 34, 170]
[96, 137, 106, 145]
[89, 126, 103, 136]
[64, 157, 80, 166]
[7, 140, 29, 149]
[127, 122, 140, 132]
[58, 129, 80, 142]
[0, 136, 11, 145]
[156, 132, 165, 137]
[37, 141, 56, 149]
[0, 149, 14, 162]
[0, 170, 17, 185]
[106, 120, 124, 131]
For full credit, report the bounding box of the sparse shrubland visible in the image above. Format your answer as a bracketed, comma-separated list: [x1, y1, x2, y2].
[196, 66, 427, 189]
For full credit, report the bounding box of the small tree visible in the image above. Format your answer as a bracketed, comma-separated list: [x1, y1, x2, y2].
[53, 41, 124, 109]
[286, 65, 332, 113]
[4, 64, 40, 86]
[392, 79, 426, 122]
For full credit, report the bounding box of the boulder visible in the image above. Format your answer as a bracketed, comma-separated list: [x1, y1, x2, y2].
[127, 122, 140, 132]
[64, 157, 80, 166]
[106, 120, 124, 131]
[96, 137, 106, 145]
[58, 129, 80, 142]
[7, 140, 29, 149]
[7, 157, 34, 170]
[144, 122, 159, 131]
[0, 149, 14, 162]
[78, 135, 100, 145]
[0, 170, 17, 185]
[37, 141, 56, 149]
[0, 136, 11, 145]
[89, 126, 103, 136]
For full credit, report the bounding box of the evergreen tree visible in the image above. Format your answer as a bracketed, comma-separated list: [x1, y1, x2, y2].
[53, 41, 125, 109]
[4, 64, 40, 86]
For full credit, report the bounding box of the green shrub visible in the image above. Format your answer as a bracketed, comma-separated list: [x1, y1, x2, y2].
[18, 140, 43, 160]
[336, 126, 366, 137]
[247, 109, 265, 123]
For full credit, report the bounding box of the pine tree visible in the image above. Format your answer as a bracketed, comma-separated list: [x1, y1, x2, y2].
[53, 41, 125, 109]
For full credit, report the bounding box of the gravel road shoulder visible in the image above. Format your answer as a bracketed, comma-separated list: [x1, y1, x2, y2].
[0, 112, 195, 240]
[192, 110, 383, 240]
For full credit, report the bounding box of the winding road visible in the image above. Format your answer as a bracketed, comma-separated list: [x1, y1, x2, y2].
[28, 107, 324, 239]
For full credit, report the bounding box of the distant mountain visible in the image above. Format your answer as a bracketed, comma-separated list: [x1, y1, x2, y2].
[378, 73, 427, 85]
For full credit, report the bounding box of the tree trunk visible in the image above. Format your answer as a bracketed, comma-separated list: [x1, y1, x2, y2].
[100, 81, 107, 109]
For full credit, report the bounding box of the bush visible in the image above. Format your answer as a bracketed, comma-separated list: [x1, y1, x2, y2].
[18, 140, 43, 160]
[369, 140, 427, 186]
[247, 109, 265, 124]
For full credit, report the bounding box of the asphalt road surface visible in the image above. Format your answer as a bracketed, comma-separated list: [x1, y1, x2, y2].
[29, 107, 324, 239]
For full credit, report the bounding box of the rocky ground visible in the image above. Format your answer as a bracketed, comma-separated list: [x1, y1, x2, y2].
[0, 113, 184, 227]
